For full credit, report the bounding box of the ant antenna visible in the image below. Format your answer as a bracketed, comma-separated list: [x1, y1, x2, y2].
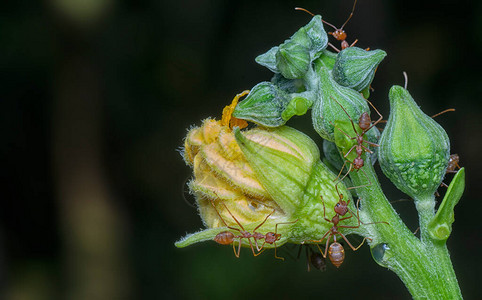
[340, 0, 358, 30]
[431, 108, 456, 119]
[403, 71, 408, 89]
[294, 7, 315, 17]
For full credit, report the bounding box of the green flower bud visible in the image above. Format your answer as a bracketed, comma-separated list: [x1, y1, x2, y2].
[176, 116, 356, 250]
[256, 15, 328, 79]
[332, 47, 386, 92]
[378, 86, 450, 199]
[290, 15, 328, 60]
[276, 41, 311, 79]
[233, 82, 291, 127]
[311, 62, 369, 141]
[255, 46, 279, 73]
[233, 82, 314, 127]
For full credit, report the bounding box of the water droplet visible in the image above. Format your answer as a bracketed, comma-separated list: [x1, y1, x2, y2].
[371, 243, 390, 267]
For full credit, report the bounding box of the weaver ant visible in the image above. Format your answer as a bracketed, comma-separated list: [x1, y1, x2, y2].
[332, 97, 383, 192]
[211, 200, 297, 260]
[297, 244, 326, 272]
[309, 195, 388, 268]
[296, 0, 359, 52]
[446, 154, 461, 174]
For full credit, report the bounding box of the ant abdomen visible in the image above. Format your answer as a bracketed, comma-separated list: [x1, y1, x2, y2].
[328, 242, 345, 268]
[214, 231, 235, 245]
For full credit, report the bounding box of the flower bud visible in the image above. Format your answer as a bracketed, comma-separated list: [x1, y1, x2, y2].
[378, 86, 450, 199]
[311, 61, 370, 141]
[276, 41, 311, 79]
[233, 82, 291, 127]
[233, 82, 313, 127]
[332, 47, 386, 92]
[255, 15, 328, 77]
[176, 107, 355, 249]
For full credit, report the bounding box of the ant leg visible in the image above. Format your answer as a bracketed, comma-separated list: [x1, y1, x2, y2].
[342, 198, 390, 227]
[362, 141, 378, 149]
[320, 196, 332, 223]
[247, 238, 257, 257]
[343, 144, 358, 158]
[336, 163, 354, 189]
[253, 241, 267, 257]
[309, 228, 332, 245]
[221, 203, 247, 232]
[364, 99, 384, 131]
[233, 240, 240, 258]
[339, 232, 370, 251]
[254, 209, 275, 232]
[274, 219, 299, 234]
[323, 234, 332, 259]
[274, 242, 285, 261]
[210, 200, 242, 233]
[330, 97, 359, 135]
[335, 160, 348, 182]
[328, 42, 341, 53]
[349, 39, 358, 47]
[346, 167, 373, 191]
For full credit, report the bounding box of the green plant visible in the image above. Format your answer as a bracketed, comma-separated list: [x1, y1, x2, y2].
[175, 11, 464, 299]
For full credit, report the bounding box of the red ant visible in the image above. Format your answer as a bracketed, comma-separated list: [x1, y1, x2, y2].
[211, 200, 297, 260]
[295, 0, 359, 52]
[446, 154, 461, 174]
[298, 245, 326, 272]
[309, 195, 388, 268]
[437, 154, 461, 192]
[331, 97, 383, 192]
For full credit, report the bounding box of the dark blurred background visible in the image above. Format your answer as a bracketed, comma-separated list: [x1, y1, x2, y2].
[1, 0, 481, 299]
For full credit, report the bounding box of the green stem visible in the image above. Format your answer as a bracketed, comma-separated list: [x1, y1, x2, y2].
[349, 162, 462, 299]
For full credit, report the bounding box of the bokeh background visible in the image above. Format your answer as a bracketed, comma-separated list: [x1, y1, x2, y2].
[2, 0, 482, 299]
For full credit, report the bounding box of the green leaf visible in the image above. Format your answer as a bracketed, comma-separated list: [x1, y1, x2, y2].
[428, 168, 465, 241]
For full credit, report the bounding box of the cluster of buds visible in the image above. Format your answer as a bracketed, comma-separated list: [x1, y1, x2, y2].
[176, 10, 462, 259]
[176, 92, 355, 251]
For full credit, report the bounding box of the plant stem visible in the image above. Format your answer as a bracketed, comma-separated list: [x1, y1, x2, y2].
[349, 161, 462, 299]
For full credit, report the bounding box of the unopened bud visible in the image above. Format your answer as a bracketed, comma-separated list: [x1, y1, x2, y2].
[378, 86, 450, 199]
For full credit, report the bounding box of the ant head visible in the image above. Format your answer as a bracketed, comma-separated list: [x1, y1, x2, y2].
[334, 201, 348, 216]
[266, 232, 281, 243]
[354, 157, 364, 169]
[331, 29, 347, 41]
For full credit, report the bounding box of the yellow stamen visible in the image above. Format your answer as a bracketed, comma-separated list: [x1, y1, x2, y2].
[221, 90, 250, 129]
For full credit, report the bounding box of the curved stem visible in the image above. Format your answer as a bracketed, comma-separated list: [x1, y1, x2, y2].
[348, 161, 462, 299]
